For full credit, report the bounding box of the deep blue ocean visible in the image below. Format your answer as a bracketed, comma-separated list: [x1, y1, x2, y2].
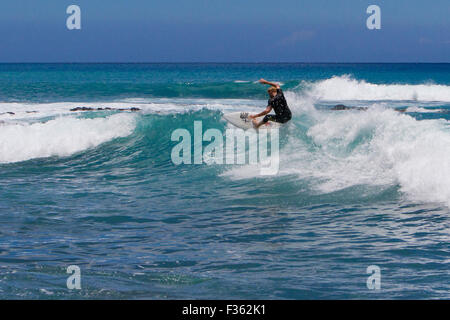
[0, 63, 449, 299]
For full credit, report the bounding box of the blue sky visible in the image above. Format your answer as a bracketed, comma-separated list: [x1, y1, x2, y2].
[0, 0, 448, 62]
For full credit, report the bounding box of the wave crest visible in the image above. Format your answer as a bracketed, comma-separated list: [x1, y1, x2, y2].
[0, 114, 135, 163]
[304, 75, 450, 102]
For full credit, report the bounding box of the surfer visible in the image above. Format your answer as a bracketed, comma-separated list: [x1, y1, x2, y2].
[249, 79, 292, 128]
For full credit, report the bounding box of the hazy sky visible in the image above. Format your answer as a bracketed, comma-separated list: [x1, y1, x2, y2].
[0, 0, 449, 62]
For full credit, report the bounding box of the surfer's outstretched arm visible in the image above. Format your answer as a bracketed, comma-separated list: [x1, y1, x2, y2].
[249, 106, 272, 128]
[259, 78, 280, 89]
[249, 106, 272, 119]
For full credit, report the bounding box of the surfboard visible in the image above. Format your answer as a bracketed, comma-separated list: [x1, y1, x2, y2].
[223, 112, 283, 130]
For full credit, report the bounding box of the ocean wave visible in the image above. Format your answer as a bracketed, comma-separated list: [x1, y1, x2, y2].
[1, 86, 449, 207]
[223, 102, 450, 207]
[303, 75, 450, 102]
[0, 113, 136, 163]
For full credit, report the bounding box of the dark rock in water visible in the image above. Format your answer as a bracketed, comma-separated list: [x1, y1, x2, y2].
[331, 104, 415, 113]
[331, 104, 350, 110]
[116, 107, 140, 112]
[70, 106, 141, 112]
[332, 105, 409, 113]
[1, 111, 15, 115]
[70, 107, 95, 111]
[331, 104, 368, 111]
[26, 111, 38, 113]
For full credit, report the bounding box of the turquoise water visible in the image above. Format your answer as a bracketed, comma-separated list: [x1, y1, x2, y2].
[0, 63, 449, 299]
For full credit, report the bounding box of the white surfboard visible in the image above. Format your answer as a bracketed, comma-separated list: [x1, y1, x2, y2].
[223, 112, 283, 130]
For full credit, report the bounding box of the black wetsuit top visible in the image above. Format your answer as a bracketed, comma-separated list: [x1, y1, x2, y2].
[263, 89, 292, 123]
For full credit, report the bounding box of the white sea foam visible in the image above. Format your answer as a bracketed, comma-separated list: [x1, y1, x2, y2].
[223, 96, 450, 207]
[0, 113, 136, 163]
[304, 75, 450, 102]
[304, 109, 450, 204]
[406, 106, 446, 113]
[0, 98, 265, 120]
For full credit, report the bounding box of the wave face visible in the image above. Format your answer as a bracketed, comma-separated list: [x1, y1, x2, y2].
[0, 63, 449, 300]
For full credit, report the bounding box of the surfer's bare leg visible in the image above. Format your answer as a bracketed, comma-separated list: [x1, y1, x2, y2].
[252, 118, 264, 128]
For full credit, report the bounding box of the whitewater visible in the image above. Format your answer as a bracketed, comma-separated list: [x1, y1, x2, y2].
[1, 75, 449, 206]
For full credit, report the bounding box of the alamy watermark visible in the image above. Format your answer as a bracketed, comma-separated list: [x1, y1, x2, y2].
[366, 265, 381, 290]
[66, 5, 81, 30]
[66, 265, 81, 290]
[366, 5, 381, 30]
[171, 121, 279, 175]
